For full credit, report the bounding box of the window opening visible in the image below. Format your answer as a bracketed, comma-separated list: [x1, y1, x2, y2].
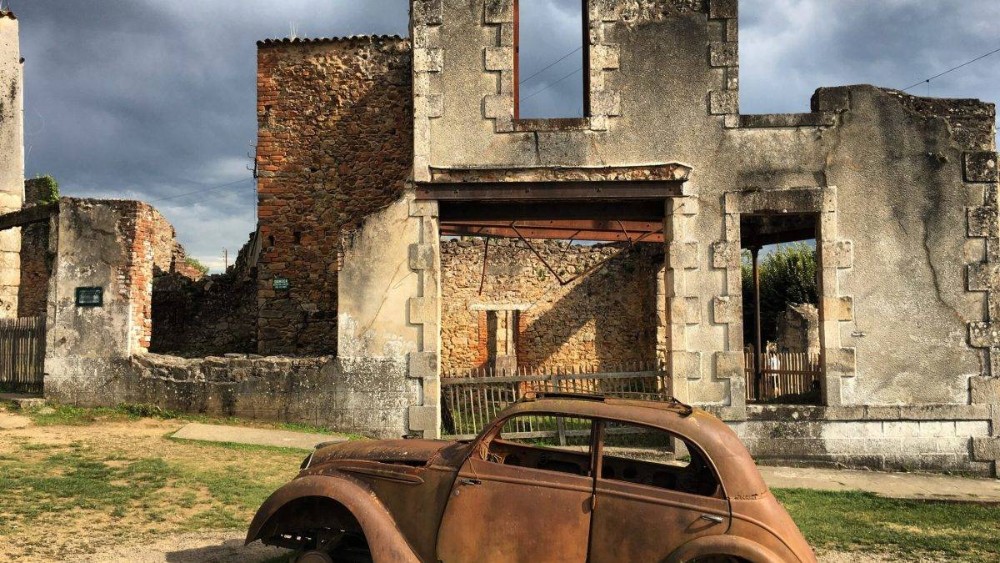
[483, 414, 594, 477]
[740, 214, 822, 405]
[515, 0, 588, 119]
[600, 420, 720, 498]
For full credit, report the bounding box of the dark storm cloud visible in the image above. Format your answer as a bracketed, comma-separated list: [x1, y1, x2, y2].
[10, 1, 999, 269]
[15, 0, 408, 269]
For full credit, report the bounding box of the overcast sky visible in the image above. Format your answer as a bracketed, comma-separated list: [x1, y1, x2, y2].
[10, 0, 1000, 271]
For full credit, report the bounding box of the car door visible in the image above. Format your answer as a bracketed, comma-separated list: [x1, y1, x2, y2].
[436, 413, 596, 563]
[588, 420, 731, 562]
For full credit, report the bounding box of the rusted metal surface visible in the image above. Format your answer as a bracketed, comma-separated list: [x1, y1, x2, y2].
[440, 218, 665, 243]
[247, 396, 816, 562]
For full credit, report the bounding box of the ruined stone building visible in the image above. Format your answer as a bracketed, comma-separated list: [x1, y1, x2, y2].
[3, 2, 1000, 475]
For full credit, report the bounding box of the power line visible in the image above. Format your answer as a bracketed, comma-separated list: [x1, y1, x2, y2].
[520, 46, 583, 85]
[521, 67, 583, 102]
[902, 45, 1000, 92]
[149, 177, 253, 203]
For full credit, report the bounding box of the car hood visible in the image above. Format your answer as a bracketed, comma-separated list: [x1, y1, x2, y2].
[310, 439, 457, 467]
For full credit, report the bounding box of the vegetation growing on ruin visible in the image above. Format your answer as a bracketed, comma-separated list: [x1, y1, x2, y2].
[28, 175, 59, 205]
[184, 257, 210, 276]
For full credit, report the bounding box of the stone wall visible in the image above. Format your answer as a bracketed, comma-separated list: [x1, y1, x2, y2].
[441, 238, 661, 374]
[728, 405, 995, 476]
[17, 178, 56, 318]
[49, 353, 417, 439]
[150, 271, 258, 357]
[255, 37, 413, 355]
[0, 13, 22, 318]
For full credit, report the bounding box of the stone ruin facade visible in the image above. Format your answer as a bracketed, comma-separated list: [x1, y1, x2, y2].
[5, 1, 1000, 475]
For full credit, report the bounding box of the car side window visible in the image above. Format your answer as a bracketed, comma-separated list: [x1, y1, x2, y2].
[482, 414, 594, 477]
[600, 420, 720, 497]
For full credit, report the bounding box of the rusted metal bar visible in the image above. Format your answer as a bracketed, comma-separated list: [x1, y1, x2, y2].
[478, 236, 490, 296]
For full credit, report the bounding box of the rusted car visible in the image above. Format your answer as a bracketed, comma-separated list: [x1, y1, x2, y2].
[246, 394, 816, 562]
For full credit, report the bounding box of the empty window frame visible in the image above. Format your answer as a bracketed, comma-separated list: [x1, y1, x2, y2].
[600, 420, 721, 498]
[515, 0, 589, 119]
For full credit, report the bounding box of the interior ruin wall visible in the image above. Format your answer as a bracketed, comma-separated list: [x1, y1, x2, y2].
[255, 37, 413, 356]
[440, 238, 661, 374]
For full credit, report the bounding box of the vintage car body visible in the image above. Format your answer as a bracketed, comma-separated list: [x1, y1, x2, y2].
[247, 395, 816, 562]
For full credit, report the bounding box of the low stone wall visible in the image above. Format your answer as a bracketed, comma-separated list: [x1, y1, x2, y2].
[46, 353, 420, 438]
[728, 405, 995, 476]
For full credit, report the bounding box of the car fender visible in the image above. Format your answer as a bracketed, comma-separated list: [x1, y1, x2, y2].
[245, 472, 420, 563]
[664, 535, 786, 563]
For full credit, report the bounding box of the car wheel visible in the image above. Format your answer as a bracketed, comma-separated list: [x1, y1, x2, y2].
[297, 551, 333, 563]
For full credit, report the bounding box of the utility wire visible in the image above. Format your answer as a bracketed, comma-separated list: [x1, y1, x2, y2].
[522, 67, 583, 102]
[902, 45, 1000, 92]
[149, 177, 253, 204]
[519, 46, 583, 85]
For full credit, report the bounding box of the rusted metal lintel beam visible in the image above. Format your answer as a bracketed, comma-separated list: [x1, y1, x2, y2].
[441, 224, 665, 243]
[0, 203, 58, 232]
[415, 181, 683, 202]
[439, 201, 666, 222]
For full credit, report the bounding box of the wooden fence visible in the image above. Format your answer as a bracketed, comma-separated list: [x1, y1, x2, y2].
[0, 317, 46, 394]
[744, 350, 821, 404]
[442, 362, 668, 439]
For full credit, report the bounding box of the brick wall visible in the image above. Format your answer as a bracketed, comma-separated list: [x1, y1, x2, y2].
[441, 238, 662, 374]
[256, 36, 413, 355]
[18, 178, 54, 317]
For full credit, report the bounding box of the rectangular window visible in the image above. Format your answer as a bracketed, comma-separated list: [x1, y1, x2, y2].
[515, 0, 588, 119]
[601, 421, 721, 497]
[484, 414, 594, 476]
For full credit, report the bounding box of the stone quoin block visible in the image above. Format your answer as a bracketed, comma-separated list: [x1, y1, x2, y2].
[968, 206, 998, 238]
[709, 0, 738, 20]
[964, 152, 999, 183]
[710, 91, 739, 115]
[709, 42, 738, 68]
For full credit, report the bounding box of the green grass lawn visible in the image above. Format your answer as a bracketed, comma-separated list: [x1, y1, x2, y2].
[775, 489, 1000, 562]
[3, 402, 999, 561]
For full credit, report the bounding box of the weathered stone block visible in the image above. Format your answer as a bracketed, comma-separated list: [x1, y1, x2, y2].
[971, 376, 1000, 405]
[592, 44, 620, 70]
[709, 42, 738, 68]
[826, 347, 857, 375]
[709, 0, 738, 19]
[413, 48, 444, 73]
[712, 296, 740, 325]
[964, 152, 999, 183]
[967, 206, 997, 238]
[712, 241, 739, 269]
[484, 47, 513, 71]
[714, 351, 744, 379]
[408, 405, 440, 436]
[409, 243, 436, 271]
[970, 322, 1000, 348]
[824, 240, 854, 269]
[709, 90, 738, 115]
[811, 88, 851, 112]
[484, 0, 514, 23]
[408, 351, 438, 380]
[972, 436, 1000, 461]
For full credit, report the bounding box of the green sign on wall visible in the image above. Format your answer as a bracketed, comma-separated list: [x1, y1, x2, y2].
[273, 277, 290, 290]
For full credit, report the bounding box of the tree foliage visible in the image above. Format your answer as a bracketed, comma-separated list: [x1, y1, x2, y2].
[742, 242, 818, 347]
[184, 257, 209, 276]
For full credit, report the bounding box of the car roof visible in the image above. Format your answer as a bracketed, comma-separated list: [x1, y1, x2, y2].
[495, 395, 769, 499]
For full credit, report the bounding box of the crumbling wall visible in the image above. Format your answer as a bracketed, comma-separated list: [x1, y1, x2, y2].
[0, 13, 23, 318]
[18, 178, 56, 317]
[255, 37, 413, 355]
[440, 238, 660, 373]
[150, 272, 258, 356]
[44, 198, 199, 400]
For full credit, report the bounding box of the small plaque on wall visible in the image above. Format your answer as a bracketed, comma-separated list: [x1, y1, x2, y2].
[273, 277, 290, 290]
[75, 287, 103, 307]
